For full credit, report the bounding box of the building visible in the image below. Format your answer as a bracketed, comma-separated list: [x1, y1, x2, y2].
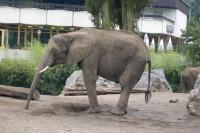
[138, 0, 190, 50]
[0, 0, 190, 49]
[0, 0, 92, 48]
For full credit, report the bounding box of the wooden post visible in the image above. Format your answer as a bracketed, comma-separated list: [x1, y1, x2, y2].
[17, 25, 21, 47]
[56, 29, 59, 34]
[50, 29, 53, 38]
[24, 26, 27, 46]
[155, 35, 161, 53]
[1, 30, 4, 48]
[31, 28, 33, 43]
[163, 35, 170, 51]
[4, 30, 9, 48]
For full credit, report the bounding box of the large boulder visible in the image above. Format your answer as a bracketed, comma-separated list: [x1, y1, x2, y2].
[61, 68, 172, 96]
[135, 68, 172, 92]
[187, 74, 200, 116]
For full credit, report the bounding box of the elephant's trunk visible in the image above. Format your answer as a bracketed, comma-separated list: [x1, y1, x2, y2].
[25, 52, 54, 109]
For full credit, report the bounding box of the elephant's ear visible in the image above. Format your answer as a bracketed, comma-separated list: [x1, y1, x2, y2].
[66, 39, 94, 65]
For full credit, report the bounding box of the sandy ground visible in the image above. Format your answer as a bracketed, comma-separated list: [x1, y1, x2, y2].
[0, 92, 199, 133]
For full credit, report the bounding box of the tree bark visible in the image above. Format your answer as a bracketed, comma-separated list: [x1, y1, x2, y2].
[126, 0, 134, 31]
[121, 0, 134, 31]
[0, 85, 40, 100]
[122, 0, 127, 30]
[102, 0, 110, 30]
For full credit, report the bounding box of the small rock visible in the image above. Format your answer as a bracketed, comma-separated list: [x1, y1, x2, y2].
[169, 99, 179, 103]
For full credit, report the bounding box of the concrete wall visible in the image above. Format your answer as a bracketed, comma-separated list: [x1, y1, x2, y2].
[0, 49, 29, 61]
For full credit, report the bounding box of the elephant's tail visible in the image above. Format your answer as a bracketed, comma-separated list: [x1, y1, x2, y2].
[145, 60, 152, 103]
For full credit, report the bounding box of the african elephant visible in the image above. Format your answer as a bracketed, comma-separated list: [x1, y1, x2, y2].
[180, 66, 200, 92]
[25, 28, 151, 115]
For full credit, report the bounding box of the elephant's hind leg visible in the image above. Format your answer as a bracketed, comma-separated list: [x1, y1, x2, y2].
[82, 56, 101, 113]
[111, 61, 146, 115]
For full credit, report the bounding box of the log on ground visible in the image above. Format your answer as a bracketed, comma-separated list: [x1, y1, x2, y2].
[0, 85, 40, 100]
[63, 88, 147, 96]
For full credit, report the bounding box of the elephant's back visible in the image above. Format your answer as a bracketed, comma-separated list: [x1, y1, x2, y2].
[78, 28, 150, 62]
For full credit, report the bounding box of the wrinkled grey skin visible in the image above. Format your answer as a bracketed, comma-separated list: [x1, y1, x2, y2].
[25, 28, 150, 115]
[180, 67, 200, 93]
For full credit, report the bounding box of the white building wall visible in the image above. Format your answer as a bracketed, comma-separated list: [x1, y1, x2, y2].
[20, 8, 46, 25]
[162, 8, 176, 21]
[174, 10, 187, 37]
[73, 11, 94, 27]
[0, 6, 19, 23]
[138, 7, 188, 38]
[0, 6, 94, 27]
[47, 10, 73, 26]
[138, 17, 164, 34]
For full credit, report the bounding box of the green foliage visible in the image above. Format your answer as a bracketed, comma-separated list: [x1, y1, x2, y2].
[85, 0, 153, 30]
[38, 65, 78, 95]
[182, 20, 200, 66]
[185, 0, 200, 20]
[85, 0, 102, 28]
[181, 40, 200, 66]
[182, 20, 200, 42]
[0, 41, 78, 95]
[25, 40, 46, 64]
[0, 59, 35, 88]
[151, 52, 186, 92]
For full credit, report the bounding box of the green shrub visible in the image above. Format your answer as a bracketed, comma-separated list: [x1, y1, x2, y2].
[25, 40, 46, 64]
[151, 51, 186, 92]
[0, 59, 35, 87]
[38, 65, 78, 95]
[181, 40, 200, 66]
[0, 58, 78, 95]
[0, 41, 78, 95]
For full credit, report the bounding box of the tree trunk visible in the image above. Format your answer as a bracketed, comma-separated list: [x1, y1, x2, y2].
[122, 0, 127, 30]
[126, 0, 134, 31]
[102, 0, 110, 30]
[0, 85, 40, 100]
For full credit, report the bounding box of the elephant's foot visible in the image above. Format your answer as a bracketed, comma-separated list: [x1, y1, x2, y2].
[110, 106, 127, 115]
[88, 106, 101, 114]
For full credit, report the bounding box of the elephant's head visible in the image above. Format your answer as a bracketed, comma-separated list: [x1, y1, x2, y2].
[25, 32, 93, 109]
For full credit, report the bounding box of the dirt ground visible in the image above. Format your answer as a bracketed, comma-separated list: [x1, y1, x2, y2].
[0, 92, 199, 133]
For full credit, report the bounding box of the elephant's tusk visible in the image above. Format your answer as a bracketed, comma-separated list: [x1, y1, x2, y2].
[39, 66, 49, 73]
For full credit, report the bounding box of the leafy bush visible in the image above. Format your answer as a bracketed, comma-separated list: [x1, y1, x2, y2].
[181, 40, 200, 66]
[25, 40, 46, 64]
[38, 65, 78, 95]
[181, 19, 200, 66]
[0, 41, 78, 95]
[151, 51, 186, 92]
[0, 59, 35, 87]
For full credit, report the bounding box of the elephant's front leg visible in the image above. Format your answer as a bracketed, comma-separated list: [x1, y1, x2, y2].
[82, 56, 101, 113]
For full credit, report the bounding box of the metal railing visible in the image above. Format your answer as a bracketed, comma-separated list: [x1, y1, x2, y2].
[0, 0, 85, 11]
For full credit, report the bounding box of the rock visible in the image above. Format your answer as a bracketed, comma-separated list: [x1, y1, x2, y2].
[194, 74, 200, 89]
[187, 74, 200, 116]
[169, 99, 179, 103]
[135, 68, 172, 92]
[61, 69, 172, 96]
